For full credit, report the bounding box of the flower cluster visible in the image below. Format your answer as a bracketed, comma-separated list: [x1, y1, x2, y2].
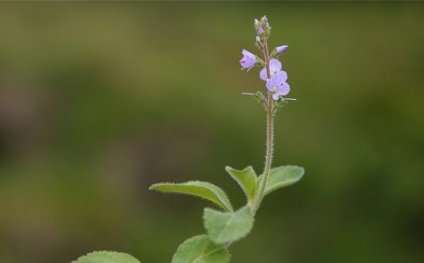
[239, 16, 290, 101]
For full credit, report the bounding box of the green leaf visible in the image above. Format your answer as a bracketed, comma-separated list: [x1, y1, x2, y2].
[172, 235, 230, 263]
[149, 181, 233, 212]
[257, 165, 304, 196]
[73, 251, 140, 263]
[225, 166, 257, 204]
[203, 206, 254, 245]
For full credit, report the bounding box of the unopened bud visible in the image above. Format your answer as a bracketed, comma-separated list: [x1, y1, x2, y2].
[276, 45, 288, 54]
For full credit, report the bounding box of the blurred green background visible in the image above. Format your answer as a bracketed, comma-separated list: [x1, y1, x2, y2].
[0, 2, 423, 263]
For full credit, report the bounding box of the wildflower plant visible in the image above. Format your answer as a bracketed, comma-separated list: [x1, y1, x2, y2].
[73, 16, 304, 263]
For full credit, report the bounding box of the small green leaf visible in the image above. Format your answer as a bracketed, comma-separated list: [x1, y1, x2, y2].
[225, 166, 257, 204]
[172, 235, 230, 263]
[203, 206, 254, 245]
[73, 251, 140, 263]
[257, 165, 304, 196]
[149, 181, 233, 212]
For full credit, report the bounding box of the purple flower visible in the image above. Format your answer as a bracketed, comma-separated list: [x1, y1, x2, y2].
[276, 45, 288, 54]
[239, 49, 257, 71]
[266, 71, 290, 100]
[260, 58, 287, 81]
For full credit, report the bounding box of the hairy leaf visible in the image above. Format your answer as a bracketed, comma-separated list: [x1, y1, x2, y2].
[257, 165, 304, 196]
[149, 181, 233, 212]
[225, 166, 257, 204]
[172, 235, 230, 263]
[73, 251, 140, 263]
[203, 206, 254, 244]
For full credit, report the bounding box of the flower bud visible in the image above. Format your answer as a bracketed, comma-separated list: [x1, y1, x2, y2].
[276, 45, 288, 54]
[258, 26, 264, 34]
[254, 15, 271, 37]
[254, 18, 259, 26]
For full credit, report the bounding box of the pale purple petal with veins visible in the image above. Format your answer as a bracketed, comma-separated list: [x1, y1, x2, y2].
[278, 82, 290, 96]
[279, 70, 288, 81]
[269, 59, 282, 72]
[265, 72, 279, 92]
[260, 59, 283, 80]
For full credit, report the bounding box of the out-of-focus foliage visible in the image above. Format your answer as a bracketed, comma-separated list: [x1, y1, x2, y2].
[73, 251, 140, 263]
[0, 2, 423, 263]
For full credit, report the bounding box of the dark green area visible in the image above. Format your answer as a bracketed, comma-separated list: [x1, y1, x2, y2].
[0, 2, 423, 263]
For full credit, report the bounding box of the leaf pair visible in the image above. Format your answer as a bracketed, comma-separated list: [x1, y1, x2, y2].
[150, 165, 304, 263]
[149, 165, 304, 213]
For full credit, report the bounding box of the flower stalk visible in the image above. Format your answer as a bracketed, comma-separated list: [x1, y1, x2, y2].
[240, 15, 293, 214]
[252, 36, 275, 214]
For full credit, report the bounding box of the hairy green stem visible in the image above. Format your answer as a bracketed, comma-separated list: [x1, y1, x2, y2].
[253, 100, 274, 214]
[252, 38, 274, 214]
